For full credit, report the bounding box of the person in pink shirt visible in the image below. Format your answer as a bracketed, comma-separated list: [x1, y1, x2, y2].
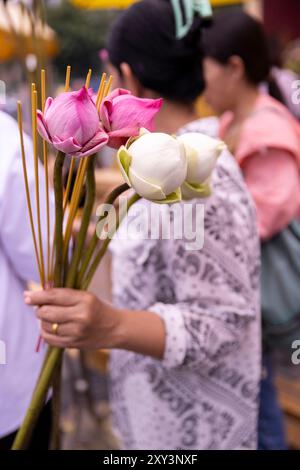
[203, 10, 300, 449]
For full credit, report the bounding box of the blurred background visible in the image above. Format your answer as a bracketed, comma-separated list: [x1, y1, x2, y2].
[1, 0, 300, 450]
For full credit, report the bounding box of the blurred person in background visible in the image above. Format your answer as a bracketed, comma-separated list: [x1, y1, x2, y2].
[0, 111, 53, 450]
[264, 36, 300, 120]
[203, 10, 300, 450]
[25, 0, 262, 450]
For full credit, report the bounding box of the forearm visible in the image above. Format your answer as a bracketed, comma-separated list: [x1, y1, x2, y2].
[114, 308, 166, 360]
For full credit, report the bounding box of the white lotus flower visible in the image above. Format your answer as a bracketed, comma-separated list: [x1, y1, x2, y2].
[178, 132, 226, 199]
[117, 130, 187, 203]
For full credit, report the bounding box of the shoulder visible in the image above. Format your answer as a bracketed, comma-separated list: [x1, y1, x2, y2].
[237, 94, 300, 165]
[178, 117, 220, 138]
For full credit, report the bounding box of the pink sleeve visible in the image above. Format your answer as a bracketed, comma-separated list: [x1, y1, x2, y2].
[242, 149, 300, 240]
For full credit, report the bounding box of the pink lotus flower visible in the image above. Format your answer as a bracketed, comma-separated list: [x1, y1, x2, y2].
[37, 86, 109, 158]
[100, 88, 163, 149]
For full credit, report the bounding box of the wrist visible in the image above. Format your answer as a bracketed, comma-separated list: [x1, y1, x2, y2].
[111, 308, 132, 350]
[110, 308, 166, 359]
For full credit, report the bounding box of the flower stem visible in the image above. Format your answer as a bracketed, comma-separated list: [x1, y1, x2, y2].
[12, 347, 62, 450]
[76, 182, 129, 288]
[53, 151, 65, 288]
[81, 193, 141, 290]
[12, 151, 65, 450]
[65, 157, 96, 288]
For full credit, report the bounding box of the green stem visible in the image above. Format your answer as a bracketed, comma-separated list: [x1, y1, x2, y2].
[12, 347, 62, 450]
[51, 150, 66, 450]
[11, 178, 136, 450]
[50, 355, 63, 450]
[53, 151, 65, 288]
[12, 151, 65, 450]
[76, 182, 129, 288]
[66, 156, 96, 288]
[81, 193, 141, 290]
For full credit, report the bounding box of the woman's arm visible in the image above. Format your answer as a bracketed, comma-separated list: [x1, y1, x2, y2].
[24, 288, 166, 359]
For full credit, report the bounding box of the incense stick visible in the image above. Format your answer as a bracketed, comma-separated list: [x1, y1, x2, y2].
[65, 65, 71, 92]
[41, 69, 51, 281]
[63, 67, 92, 212]
[31, 84, 45, 286]
[104, 75, 113, 98]
[62, 72, 113, 261]
[85, 68, 92, 89]
[17, 101, 43, 283]
[96, 72, 106, 110]
[50, 65, 72, 279]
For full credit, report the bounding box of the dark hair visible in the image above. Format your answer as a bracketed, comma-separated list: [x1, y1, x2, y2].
[203, 10, 270, 85]
[107, 0, 205, 104]
[203, 10, 287, 105]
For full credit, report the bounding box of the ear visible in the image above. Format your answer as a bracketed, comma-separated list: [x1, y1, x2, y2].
[119, 62, 143, 96]
[228, 55, 245, 81]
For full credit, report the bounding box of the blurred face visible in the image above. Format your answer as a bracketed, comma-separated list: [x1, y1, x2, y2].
[203, 57, 239, 115]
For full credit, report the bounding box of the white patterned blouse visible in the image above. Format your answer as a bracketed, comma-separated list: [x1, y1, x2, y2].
[109, 118, 261, 450]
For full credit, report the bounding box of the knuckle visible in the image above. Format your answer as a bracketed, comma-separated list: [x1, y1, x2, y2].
[39, 306, 48, 317]
[75, 323, 84, 337]
[48, 289, 56, 301]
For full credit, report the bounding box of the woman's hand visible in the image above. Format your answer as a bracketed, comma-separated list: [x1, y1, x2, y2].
[24, 288, 123, 350]
[24, 288, 166, 358]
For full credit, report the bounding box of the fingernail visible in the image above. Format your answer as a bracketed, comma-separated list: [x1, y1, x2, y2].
[24, 296, 32, 305]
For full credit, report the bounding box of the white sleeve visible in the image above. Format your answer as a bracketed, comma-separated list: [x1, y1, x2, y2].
[0, 131, 54, 284]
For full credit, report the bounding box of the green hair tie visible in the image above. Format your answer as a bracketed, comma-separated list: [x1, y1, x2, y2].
[171, 0, 212, 39]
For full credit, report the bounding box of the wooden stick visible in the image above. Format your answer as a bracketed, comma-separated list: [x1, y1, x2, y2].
[17, 102, 43, 283]
[104, 75, 113, 98]
[31, 84, 45, 286]
[63, 158, 75, 214]
[50, 65, 72, 279]
[41, 69, 51, 281]
[96, 72, 106, 110]
[63, 158, 88, 261]
[65, 65, 71, 92]
[85, 68, 92, 89]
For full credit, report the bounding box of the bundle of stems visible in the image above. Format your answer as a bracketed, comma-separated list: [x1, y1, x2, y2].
[12, 67, 139, 450]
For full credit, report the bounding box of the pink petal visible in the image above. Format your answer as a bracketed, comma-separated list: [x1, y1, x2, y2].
[109, 96, 163, 134]
[45, 87, 99, 146]
[99, 104, 111, 132]
[105, 88, 131, 101]
[76, 129, 109, 158]
[107, 127, 140, 149]
[37, 110, 52, 143]
[44, 97, 53, 116]
[52, 135, 82, 155]
[100, 88, 132, 131]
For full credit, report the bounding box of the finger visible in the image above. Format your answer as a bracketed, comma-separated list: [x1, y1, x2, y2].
[40, 330, 71, 349]
[37, 305, 75, 324]
[24, 288, 83, 307]
[41, 320, 76, 338]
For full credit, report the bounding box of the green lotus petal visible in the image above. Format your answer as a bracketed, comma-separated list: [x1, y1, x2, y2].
[182, 181, 212, 200]
[156, 187, 182, 204]
[117, 146, 132, 186]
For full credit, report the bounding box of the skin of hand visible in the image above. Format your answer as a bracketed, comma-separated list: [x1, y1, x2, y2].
[24, 288, 166, 359]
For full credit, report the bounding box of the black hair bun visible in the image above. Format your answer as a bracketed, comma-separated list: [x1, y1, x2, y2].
[107, 0, 206, 104]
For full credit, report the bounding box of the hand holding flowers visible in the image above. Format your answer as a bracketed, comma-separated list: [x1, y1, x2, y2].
[14, 67, 224, 450]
